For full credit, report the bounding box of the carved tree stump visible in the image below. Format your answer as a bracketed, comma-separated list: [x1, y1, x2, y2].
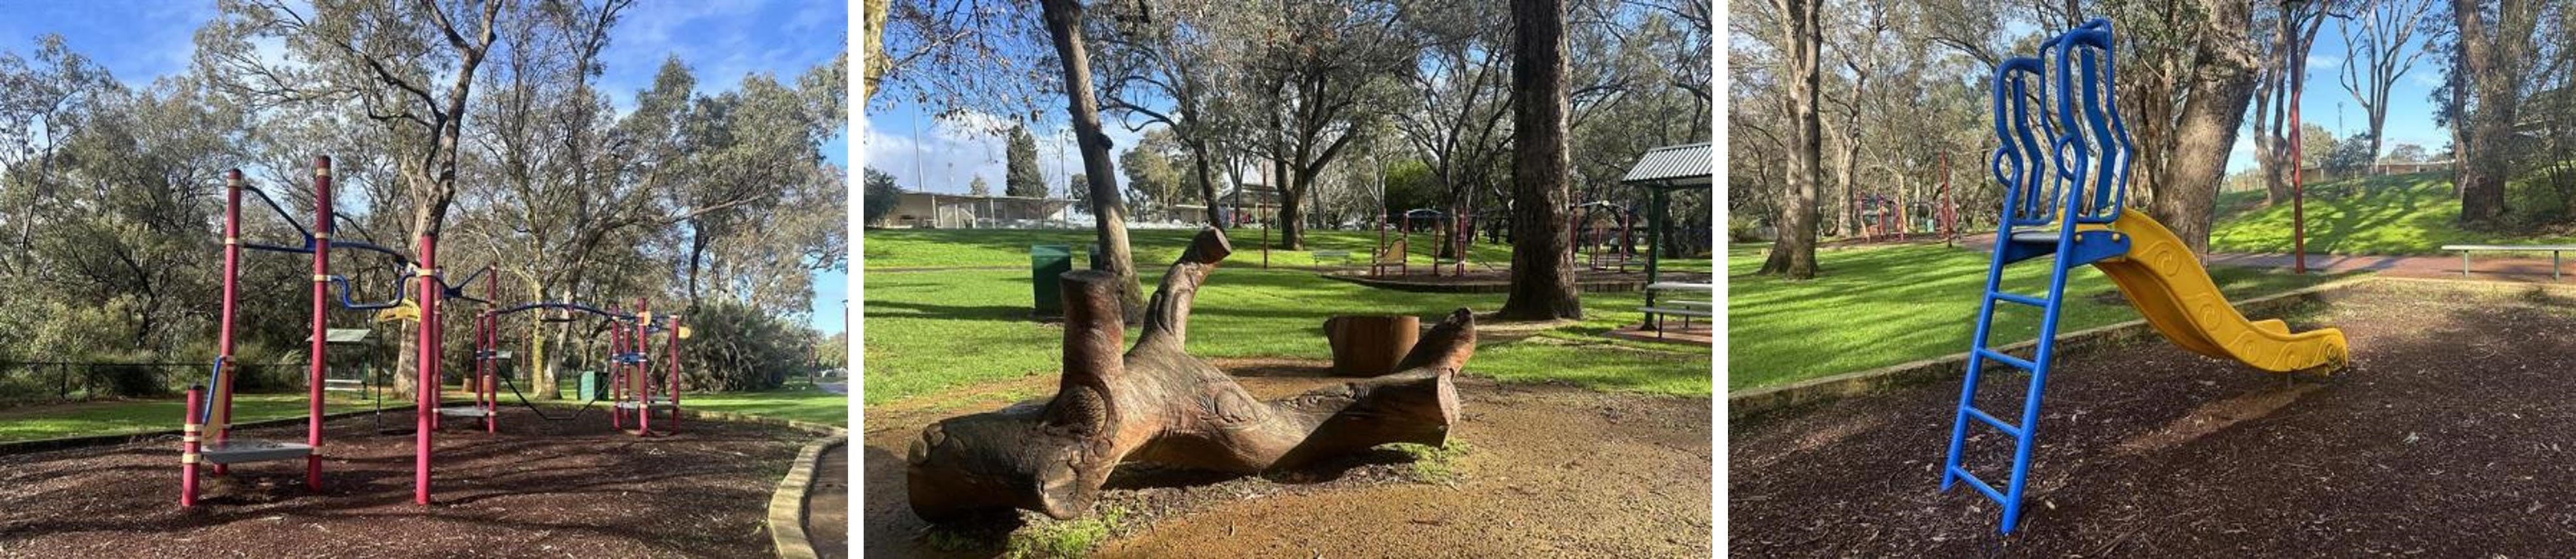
[905, 227, 1477, 522]
[1324, 314, 1421, 376]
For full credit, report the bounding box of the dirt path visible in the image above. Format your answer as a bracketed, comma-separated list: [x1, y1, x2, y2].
[1731, 279, 2576, 555]
[0, 406, 808, 557]
[864, 359, 1713, 557]
[807, 444, 849, 558]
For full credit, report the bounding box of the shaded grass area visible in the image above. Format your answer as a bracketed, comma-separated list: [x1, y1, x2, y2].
[1726, 243, 2344, 391]
[864, 262, 1710, 405]
[0, 393, 374, 443]
[2210, 172, 2576, 256]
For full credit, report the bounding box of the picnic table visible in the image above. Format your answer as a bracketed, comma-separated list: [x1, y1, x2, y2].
[1640, 282, 1714, 339]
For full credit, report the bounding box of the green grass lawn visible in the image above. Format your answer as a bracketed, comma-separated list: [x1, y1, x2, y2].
[1726, 243, 2342, 391]
[864, 227, 1725, 271]
[0, 393, 377, 443]
[684, 387, 846, 425]
[864, 241, 1712, 405]
[2210, 171, 2576, 256]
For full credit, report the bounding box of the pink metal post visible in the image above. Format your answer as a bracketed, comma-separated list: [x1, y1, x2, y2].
[414, 233, 438, 505]
[181, 386, 202, 507]
[482, 272, 497, 432]
[635, 298, 652, 437]
[306, 157, 331, 490]
[211, 170, 243, 479]
[610, 322, 625, 430]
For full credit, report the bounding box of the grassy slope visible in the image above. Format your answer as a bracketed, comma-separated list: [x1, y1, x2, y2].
[1726, 243, 2341, 391]
[862, 233, 1713, 405]
[2209, 172, 2576, 256]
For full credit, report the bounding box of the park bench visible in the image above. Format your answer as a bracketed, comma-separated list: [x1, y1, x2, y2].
[1639, 282, 1714, 339]
[2440, 244, 2576, 280]
[1312, 249, 1353, 267]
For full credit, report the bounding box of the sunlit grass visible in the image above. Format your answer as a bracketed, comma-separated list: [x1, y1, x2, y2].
[862, 234, 1713, 405]
[2210, 172, 2576, 256]
[1726, 243, 2344, 391]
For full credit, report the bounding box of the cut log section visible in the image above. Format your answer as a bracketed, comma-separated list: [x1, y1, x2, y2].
[905, 227, 1477, 522]
[1323, 314, 1421, 376]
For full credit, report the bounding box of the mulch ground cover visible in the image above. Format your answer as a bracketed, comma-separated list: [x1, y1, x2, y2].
[1731, 279, 2576, 555]
[0, 405, 812, 557]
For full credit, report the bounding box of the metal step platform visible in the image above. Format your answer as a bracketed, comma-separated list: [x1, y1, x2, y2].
[435, 406, 494, 417]
[200, 438, 314, 465]
[614, 398, 677, 410]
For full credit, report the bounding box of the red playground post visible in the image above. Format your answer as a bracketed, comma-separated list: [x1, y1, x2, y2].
[305, 157, 330, 490]
[636, 298, 653, 437]
[180, 385, 202, 507]
[414, 232, 439, 505]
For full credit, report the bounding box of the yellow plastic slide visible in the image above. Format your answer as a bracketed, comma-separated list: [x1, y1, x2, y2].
[2079, 209, 2348, 373]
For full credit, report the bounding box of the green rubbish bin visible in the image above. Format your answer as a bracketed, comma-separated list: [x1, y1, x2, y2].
[1032, 245, 1073, 317]
[578, 370, 608, 402]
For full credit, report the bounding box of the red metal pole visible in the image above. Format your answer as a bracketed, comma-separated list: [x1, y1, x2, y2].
[635, 299, 652, 437]
[484, 272, 497, 432]
[414, 232, 437, 505]
[181, 385, 202, 507]
[212, 170, 242, 479]
[307, 157, 331, 490]
[610, 322, 625, 431]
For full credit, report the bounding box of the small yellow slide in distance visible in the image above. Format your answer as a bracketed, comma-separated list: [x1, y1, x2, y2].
[2081, 209, 2349, 373]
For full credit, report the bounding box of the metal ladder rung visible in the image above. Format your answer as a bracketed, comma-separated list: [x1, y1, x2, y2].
[1962, 406, 2024, 437]
[1990, 292, 2049, 307]
[1975, 348, 2039, 372]
[1947, 466, 2009, 504]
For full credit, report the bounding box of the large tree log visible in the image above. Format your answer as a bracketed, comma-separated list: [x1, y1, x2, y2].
[906, 227, 1475, 522]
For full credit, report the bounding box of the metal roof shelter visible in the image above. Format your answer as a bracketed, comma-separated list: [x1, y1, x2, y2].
[1620, 142, 1714, 302]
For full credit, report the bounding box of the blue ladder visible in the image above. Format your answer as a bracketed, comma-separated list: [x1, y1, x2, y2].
[1940, 18, 2135, 534]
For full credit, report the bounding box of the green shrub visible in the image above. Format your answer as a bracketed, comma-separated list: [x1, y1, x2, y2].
[680, 301, 819, 392]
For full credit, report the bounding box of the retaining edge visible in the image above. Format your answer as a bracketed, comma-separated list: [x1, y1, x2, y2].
[768, 434, 847, 559]
[1727, 275, 2377, 420]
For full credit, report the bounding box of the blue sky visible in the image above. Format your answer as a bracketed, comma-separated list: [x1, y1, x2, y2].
[864, 101, 1156, 198]
[0, 0, 849, 335]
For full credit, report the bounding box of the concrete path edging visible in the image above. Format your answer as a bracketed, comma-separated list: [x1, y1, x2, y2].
[1727, 275, 2377, 420]
[767, 434, 847, 559]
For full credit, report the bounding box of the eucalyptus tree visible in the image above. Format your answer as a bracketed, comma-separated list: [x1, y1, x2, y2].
[1227, 0, 1413, 250]
[1498, 0, 1584, 319]
[2340, 0, 2445, 164]
[1392, 0, 1513, 260]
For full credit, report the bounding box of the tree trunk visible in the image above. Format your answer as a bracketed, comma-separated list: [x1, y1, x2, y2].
[1191, 140, 1220, 226]
[905, 228, 1474, 522]
[2140, 0, 2261, 256]
[2451, 0, 2534, 227]
[1758, 0, 1822, 279]
[1498, 0, 1582, 320]
[1040, 0, 1147, 320]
